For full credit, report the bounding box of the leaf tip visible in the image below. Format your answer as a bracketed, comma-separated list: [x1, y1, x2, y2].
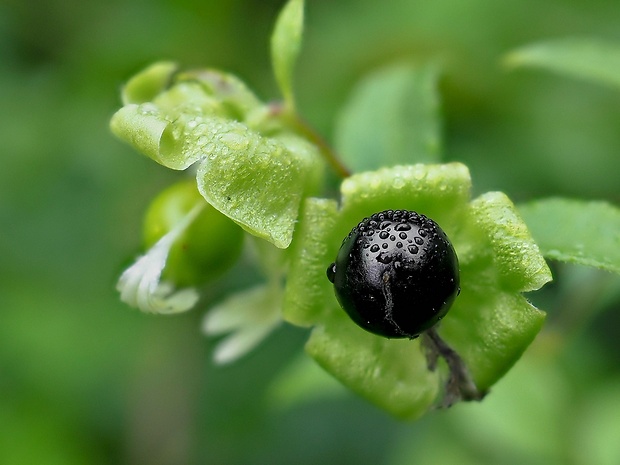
[270, 0, 305, 108]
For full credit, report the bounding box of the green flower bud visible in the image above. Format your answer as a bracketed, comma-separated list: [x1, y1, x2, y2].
[143, 180, 244, 287]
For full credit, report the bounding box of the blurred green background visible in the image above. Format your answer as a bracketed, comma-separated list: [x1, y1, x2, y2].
[2, 0, 620, 463]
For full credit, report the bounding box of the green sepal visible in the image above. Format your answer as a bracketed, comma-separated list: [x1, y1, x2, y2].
[283, 197, 339, 326]
[283, 163, 552, 417]
[438, 281, 546, 392]
[305, 311, 440, 420]
[339, 163, 472, 233]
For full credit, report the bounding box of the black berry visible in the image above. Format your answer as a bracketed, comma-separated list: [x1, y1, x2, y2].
[326, 210, 460, 339]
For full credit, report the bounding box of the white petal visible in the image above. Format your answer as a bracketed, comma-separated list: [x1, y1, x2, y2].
[117, 203, 204, 314]
[212, 321, 280, 365]
[203, 284, 283, 363]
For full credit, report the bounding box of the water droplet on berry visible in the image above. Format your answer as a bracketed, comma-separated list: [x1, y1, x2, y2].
[326, 263, 336, 283]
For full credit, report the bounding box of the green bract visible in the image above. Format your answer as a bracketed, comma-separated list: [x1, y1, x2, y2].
[283, 162, 552, 419]
[111, 62, 323, 249]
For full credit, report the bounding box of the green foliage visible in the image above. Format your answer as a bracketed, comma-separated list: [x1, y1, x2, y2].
[505, 37, 620, 88]
[196, 130, 322, 248]
[335, 63, 442, 172]
[111, 63, 323, 248]
[6, 0, 620, 462]
[107, 0, 620, 420]
[519, 199, 620, 273]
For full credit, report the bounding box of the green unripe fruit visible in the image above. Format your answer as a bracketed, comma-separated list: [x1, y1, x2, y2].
[143, 180, 244, 287]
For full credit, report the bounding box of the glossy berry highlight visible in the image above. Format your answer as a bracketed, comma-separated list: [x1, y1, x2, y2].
[326, 210, 460, 339]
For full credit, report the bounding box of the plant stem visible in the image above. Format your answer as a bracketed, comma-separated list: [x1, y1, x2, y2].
[423, 327, 486, 407]
[292, 114, 352, 179]
[271, 102, 352, 179]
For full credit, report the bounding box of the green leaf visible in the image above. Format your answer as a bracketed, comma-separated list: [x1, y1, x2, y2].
[505, 37, 620, 89]
[306, 311, 440, 420]
[270, 0, 304, 109]
[518, 198, 620, 273]
[111, 82, 227, 170]
[110, 104, 174, 165]
[112, 68, 324, 249]
[175, 69, 262, 120]
[121, 61, 178, 105]
[196, 122, 321, 248]
[335, 63, 442, 173]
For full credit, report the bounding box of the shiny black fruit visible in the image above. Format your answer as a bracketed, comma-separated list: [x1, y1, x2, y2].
[326, 210, 460, 339]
